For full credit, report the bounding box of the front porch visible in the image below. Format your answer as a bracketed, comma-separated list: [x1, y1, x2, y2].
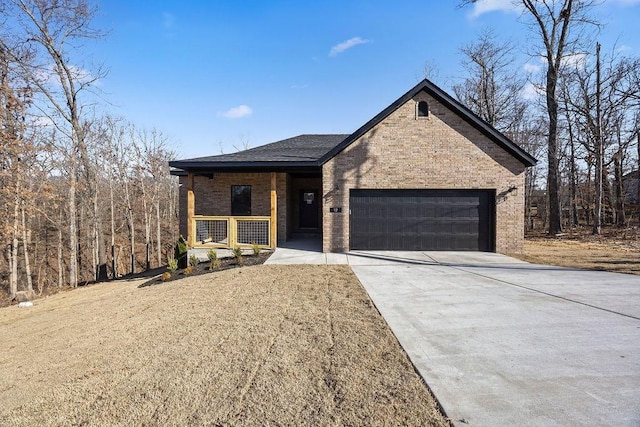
[181, 170, 323, 250]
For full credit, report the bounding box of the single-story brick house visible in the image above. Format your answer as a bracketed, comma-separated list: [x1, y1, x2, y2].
[169, 79, 536, 254]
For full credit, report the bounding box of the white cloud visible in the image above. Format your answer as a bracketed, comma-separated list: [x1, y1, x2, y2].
[162, 12, 175, 29]
[521, 82, 543, 101]
[469, 0, 519, 18]
[220, 105, 253, 119]
[537, 52, 588, 70]
[34, 63, 97, 87]
[329, 37, 370, 57]
[562, 52, 588, 69]
[524, 63, 541, 73]
[617, 44, 633, 53]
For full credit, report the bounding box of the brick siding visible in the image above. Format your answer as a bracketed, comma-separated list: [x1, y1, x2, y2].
[322, 91, 527, 254]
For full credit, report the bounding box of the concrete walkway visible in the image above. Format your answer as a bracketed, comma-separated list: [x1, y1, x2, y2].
[266, 241, 640, 426]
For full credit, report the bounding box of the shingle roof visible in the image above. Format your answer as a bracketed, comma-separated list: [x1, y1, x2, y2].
[169, 134, 348, 170]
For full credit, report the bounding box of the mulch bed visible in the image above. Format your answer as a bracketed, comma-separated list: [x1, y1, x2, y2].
[138, 251, 273, 288]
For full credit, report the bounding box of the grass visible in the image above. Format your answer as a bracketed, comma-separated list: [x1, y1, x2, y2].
[0, 265, 449, 426]
[513, 228, 640, 275]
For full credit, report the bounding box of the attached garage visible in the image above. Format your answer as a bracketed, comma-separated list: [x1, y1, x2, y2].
[349, 189, 495, 251]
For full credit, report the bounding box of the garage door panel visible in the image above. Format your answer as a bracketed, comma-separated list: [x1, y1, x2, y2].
[350, 189, 494, 251]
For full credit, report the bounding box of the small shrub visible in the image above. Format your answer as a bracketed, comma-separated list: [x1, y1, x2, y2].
[210, 258, 221, 270]
[174, 235, 188, 269]
[184, 265, 194, 275]
[232, 246, 243, 266]
[161, 271, 172, 281]
[189, 254, 199, 267]
[207, 249, 218, 261]
[167, 258, 178, 273]
[250, 242, 261, 255]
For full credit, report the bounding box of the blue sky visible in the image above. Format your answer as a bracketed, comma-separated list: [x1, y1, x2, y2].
[89, 0, 640, 159]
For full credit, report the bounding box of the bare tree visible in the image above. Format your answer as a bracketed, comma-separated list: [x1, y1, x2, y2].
[521, 0, 600, 235]
[563, 45, 640, 230]
[453, 29, 527, 133]
[458, 0, 600, 235]
[0, 39, 35, 298]
[1, 0, 106, 287]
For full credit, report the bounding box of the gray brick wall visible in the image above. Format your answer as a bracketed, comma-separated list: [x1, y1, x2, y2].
[321, 91, 527, 254]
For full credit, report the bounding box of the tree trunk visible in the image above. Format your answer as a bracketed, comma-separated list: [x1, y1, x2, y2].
[585, 155, 593, 225]
[68, 168, 78, 287]
[9, 240, 18, 299]
[593, 43, 603, 235]
[10, 181, 19, 298]
[57, 213, 64, 288]
[109, 165, 116, 279]
[129, 214, 135, 275]
[155, 200, 161, 267]
[21, 204, 33, 292]
[94, 190, 108, 281]
[569, 138, 579, 227]
[614, 151, 626, 227]
[564, 95, 579, 227]
[546, 68, 563, 235]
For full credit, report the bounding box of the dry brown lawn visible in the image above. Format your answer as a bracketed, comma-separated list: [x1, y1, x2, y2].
[515, 231, 640, 275]
[0, 265, 449, 426]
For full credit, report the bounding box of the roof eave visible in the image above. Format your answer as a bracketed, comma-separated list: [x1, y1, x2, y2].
[168, 160, 322, 172]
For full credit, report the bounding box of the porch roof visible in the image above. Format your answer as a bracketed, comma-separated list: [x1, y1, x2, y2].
[169, 134, 348, 173]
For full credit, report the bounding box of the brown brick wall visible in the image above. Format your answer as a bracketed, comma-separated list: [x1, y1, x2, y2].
[178, 172, 288, 245]
[322, 91, 527, 254]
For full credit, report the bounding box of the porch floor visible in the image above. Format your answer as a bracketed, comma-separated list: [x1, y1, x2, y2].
[188, 236, 322, 263]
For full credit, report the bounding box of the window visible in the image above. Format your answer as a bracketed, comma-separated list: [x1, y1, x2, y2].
[417, 101, 429, 118]
[231, 185, 251, 215]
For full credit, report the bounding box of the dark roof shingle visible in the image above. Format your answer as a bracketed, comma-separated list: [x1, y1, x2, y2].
[169, 134, 348, 170]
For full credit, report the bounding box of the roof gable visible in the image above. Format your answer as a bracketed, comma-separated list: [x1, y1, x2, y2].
[319, 79, 537, 167]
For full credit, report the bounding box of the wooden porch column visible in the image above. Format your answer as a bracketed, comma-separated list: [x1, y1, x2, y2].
[187, 172, 195, 247]
[270, 172, 277, 249]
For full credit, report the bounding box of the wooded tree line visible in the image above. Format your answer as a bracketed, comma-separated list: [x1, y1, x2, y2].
[458, 0, 640, 234]
[3, 0, 639, 300]
[0, 0, 178, 299]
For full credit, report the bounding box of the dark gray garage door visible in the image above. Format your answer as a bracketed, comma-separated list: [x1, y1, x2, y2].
[350, 189, 494, 251]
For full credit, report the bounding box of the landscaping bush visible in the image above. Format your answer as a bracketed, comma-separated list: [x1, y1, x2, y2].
[232, 246, 243, 266]
[189, 254, 199, 267]
[251, 242, 261, 256]
[174, 235, 188, 269]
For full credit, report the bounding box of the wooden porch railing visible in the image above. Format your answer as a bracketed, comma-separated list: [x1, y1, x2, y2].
[191, 215, 272, 249]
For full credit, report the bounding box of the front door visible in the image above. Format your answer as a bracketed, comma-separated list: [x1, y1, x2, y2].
[299, 190, 319, 229]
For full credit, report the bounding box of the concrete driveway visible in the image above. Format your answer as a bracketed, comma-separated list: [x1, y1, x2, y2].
[268, 244, 640, 426]
[346, 251, 640, 427]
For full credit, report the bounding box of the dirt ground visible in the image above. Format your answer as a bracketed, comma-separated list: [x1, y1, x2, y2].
[515, 227, 640, 275]
[0, 265, 450, 426]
